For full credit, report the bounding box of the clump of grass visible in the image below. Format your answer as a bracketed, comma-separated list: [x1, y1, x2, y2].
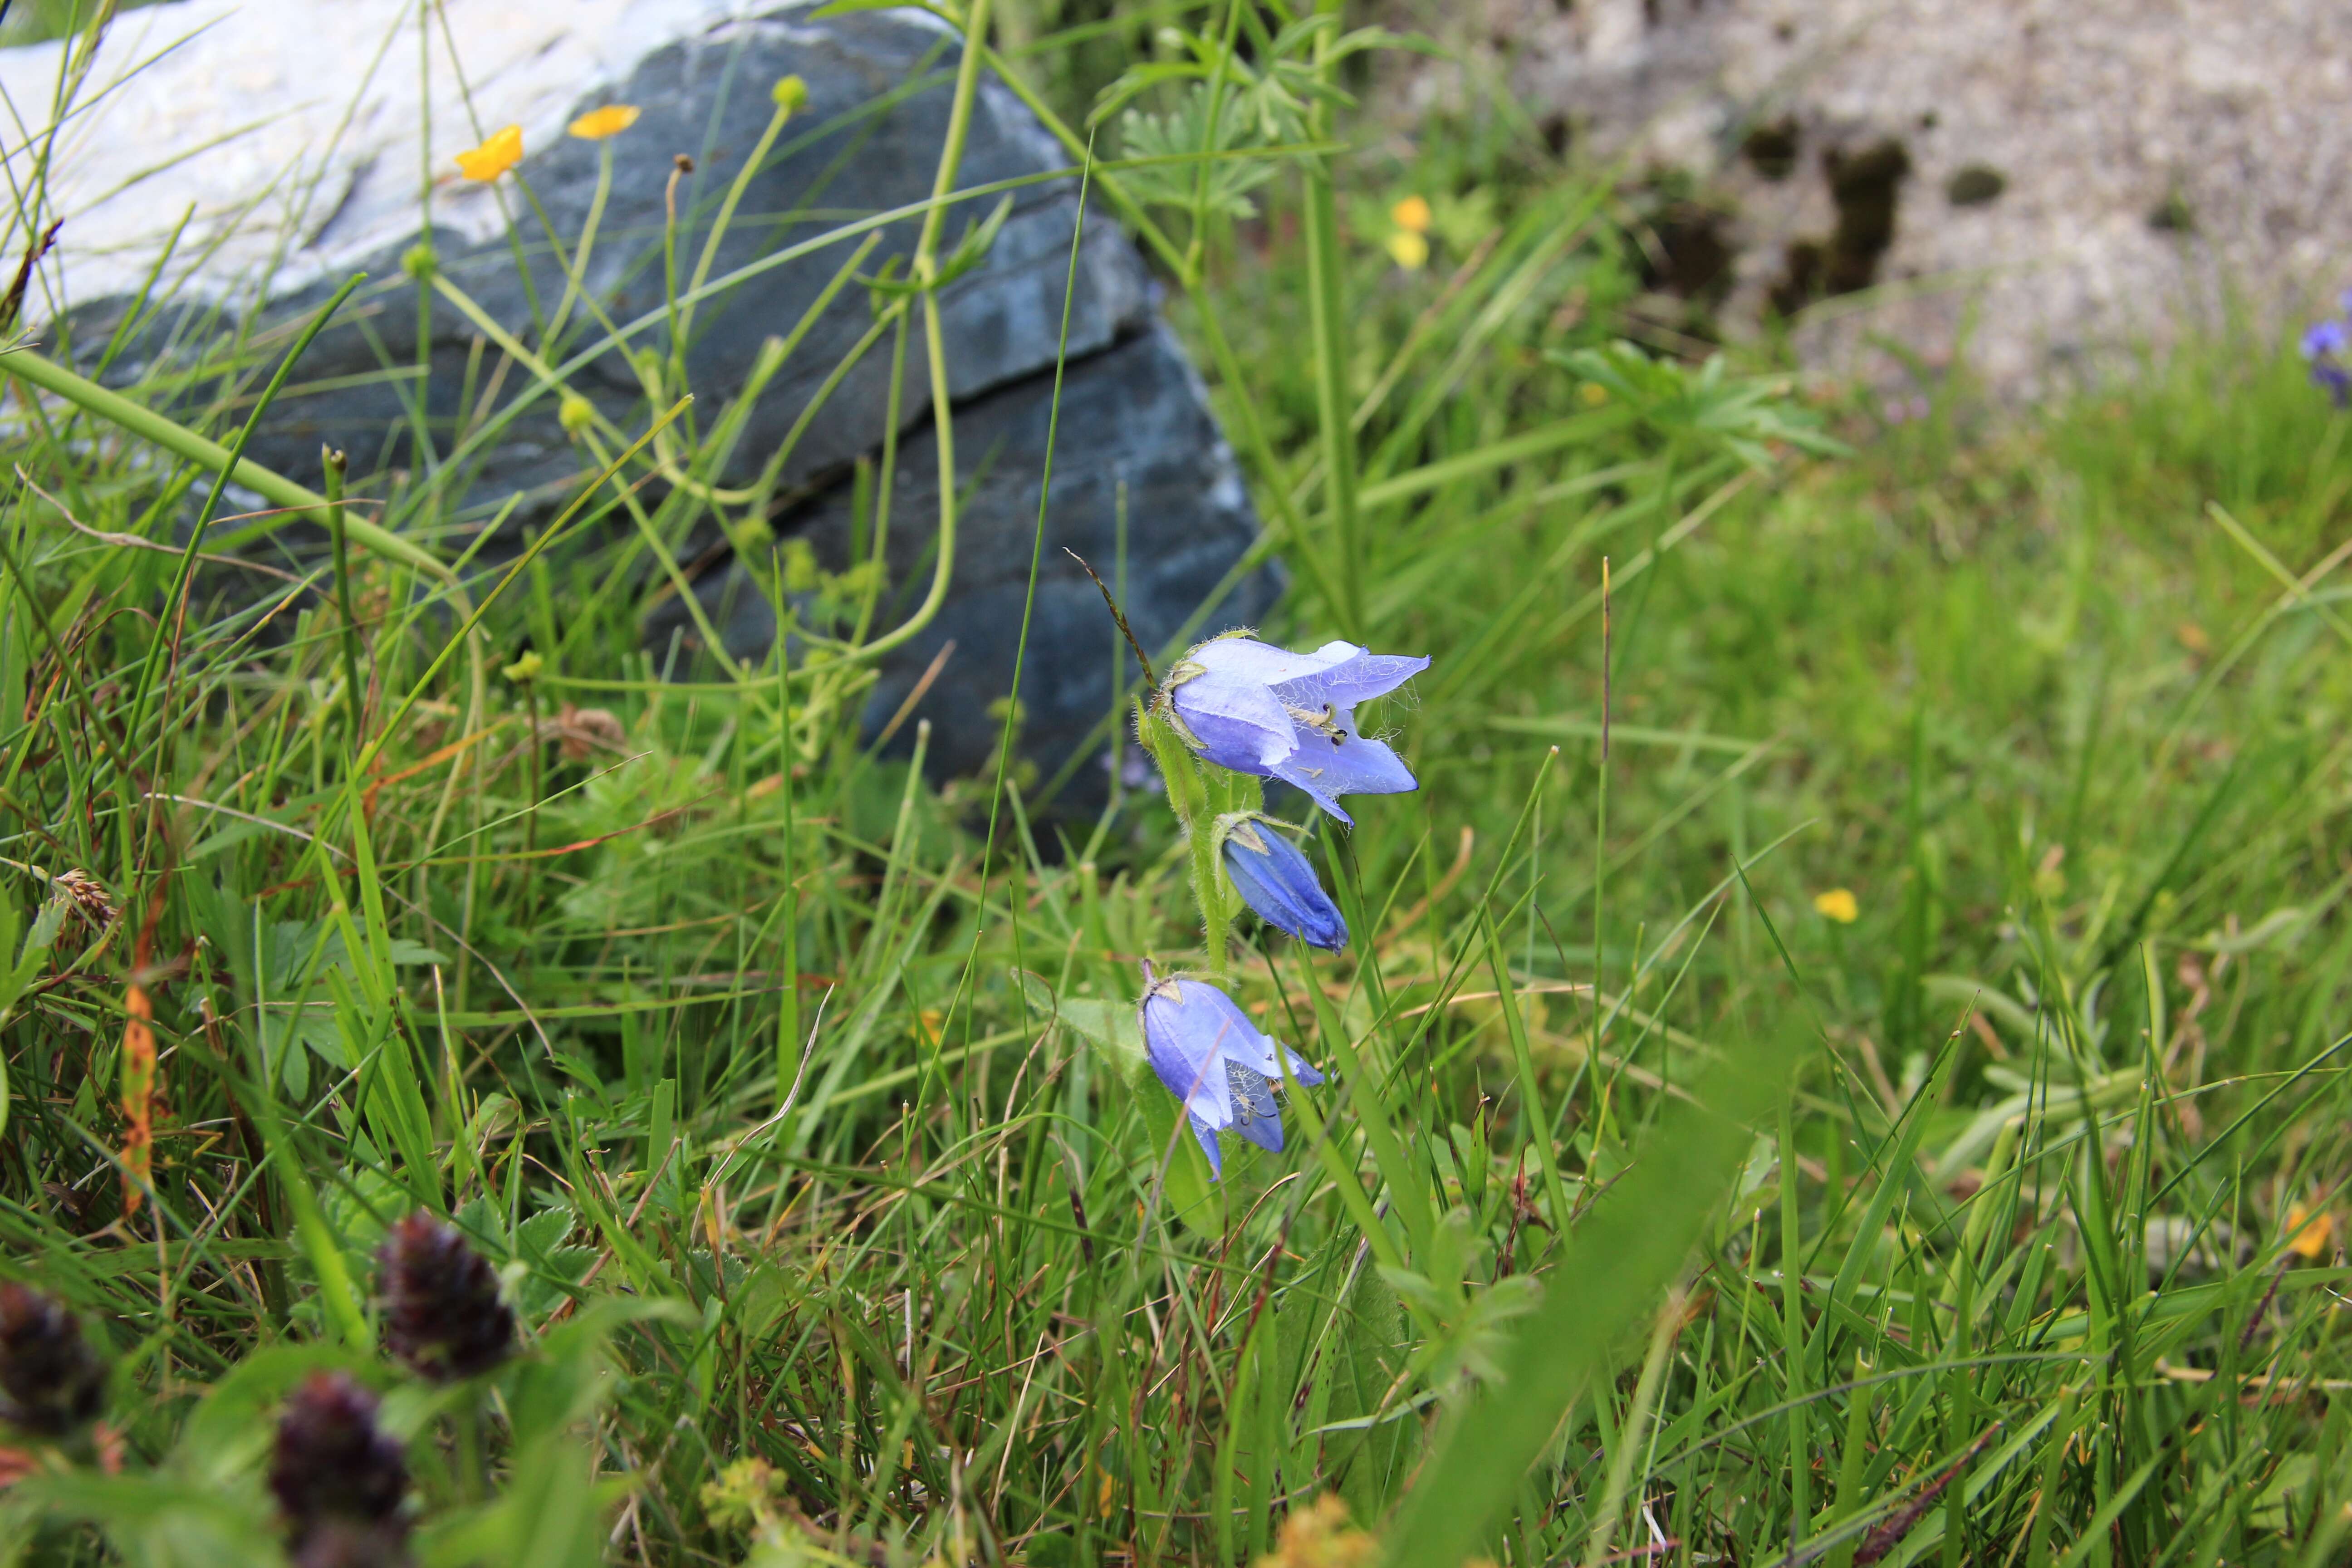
[0, 3, 2347, 1566]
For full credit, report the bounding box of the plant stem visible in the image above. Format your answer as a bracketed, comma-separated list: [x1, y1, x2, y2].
[322, 445, 365, 737]
[1300, 0, 1362, 638]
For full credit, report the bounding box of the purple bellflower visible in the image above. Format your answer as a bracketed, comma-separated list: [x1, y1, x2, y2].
[1161, 635, 1428, 824]
[1139, 964, 1323, 1176]
[1221, 819, 1348, 951]
[2304, 309, 2352, 407]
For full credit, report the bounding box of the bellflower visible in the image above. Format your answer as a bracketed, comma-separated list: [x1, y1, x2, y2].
[2305, 309, 2352, 407]
[1139, 965, 1323, 1176]
[1221, 819, 1348, 951]
[1161, 635, 1429, 824]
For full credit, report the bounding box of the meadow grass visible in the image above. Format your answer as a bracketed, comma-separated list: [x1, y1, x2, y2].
[0, 3, 2348, 1565]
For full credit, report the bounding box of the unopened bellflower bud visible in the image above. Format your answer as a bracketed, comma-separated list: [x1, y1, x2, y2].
[1139, 964, 1323, 1177]
[1159, 635, 1427, 824]
[1221, 820, 1347, 951]
[377, 1212, 514, 1382]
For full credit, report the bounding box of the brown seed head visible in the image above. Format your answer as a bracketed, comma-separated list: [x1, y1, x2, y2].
[50, 870, 116, 928]
[0, 1282, 106, 1436]
[377, 1211, 514, 1382]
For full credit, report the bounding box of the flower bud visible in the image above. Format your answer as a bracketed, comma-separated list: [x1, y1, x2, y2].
[1221, 821, 1347, 951]
[558, 393, 596, 436]
[0, 1283, 106, 1436]
[377, 1211, 514, 1382]
[270, 1373, 407, 1539]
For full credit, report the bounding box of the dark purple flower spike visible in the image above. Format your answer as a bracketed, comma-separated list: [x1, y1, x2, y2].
[270, 1371, 408, 1558]
[377, 1211, 515, 1382]
[0, 1282, 106, 1437]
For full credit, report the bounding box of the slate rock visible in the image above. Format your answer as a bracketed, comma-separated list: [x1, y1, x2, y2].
[649, 322, 1275, 807]
[4, 0, 1276, 789]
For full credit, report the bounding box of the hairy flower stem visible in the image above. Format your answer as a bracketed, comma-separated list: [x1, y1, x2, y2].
[1138, 706, 1229, 974]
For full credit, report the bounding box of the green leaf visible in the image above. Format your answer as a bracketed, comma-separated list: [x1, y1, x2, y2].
[1384, 1016, 1807, 1568]
[1018, 970, 1147, 1086]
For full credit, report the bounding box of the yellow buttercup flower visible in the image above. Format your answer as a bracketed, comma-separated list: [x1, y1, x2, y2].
[1384, 228, 1429, 271]
[1813, 888, 1859, 924]
[1390, 195, 1432, 233]
[2287, 1202, 2334, 1261]
[454, 124, 524, 181]
[568, 104, 641, 141]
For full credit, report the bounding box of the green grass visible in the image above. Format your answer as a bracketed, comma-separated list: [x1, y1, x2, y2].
[1, 3, 2351, 1565]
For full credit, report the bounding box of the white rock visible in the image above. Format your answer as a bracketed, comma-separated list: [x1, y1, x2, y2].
[1402, 0, 2352, 397]
[0, 0, 854, 318]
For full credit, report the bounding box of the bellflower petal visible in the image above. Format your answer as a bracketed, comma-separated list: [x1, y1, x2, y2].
[1270, 733, 1419, 825]
[1189, 1113, 1225, 1175]
[2303, 319, 2349, 361]
[1164, 665, 1296, 774]
[1227, 1065, 1286, 1153]
[1222, 822, 1348, 950]
[1135, 966, 1321, 1178]
[1269, 649, 1430, 714]
[1190, 636, 1358, 687]
[1142, 977, 1233, 1132]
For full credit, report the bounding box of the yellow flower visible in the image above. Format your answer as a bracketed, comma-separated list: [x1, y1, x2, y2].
[568, 103, 641, 141]
[502, 650, 543, 684]
[1813, 888, 1859, 924]
[558, 393, 597, 436]
[1384, 228, 1429, 271]
[1254, 1495, 1377, 1568]
[1390, 194, 1432, 233]
[773, 74, 809, 113]
[2287, 1202, 2334, 1260]
[454, 123, 524, 181]
[1580, 381, 1610, 406]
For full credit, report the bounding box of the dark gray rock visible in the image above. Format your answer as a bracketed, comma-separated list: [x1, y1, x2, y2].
[42, 1, 1276, 791]
[649, 322, 1276, 806]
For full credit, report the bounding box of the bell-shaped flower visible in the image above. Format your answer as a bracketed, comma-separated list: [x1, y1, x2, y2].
[1221, 818, 1347, 951]
[1161, 635, 1428, 824]
[1139, 965, 1323, 1177]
